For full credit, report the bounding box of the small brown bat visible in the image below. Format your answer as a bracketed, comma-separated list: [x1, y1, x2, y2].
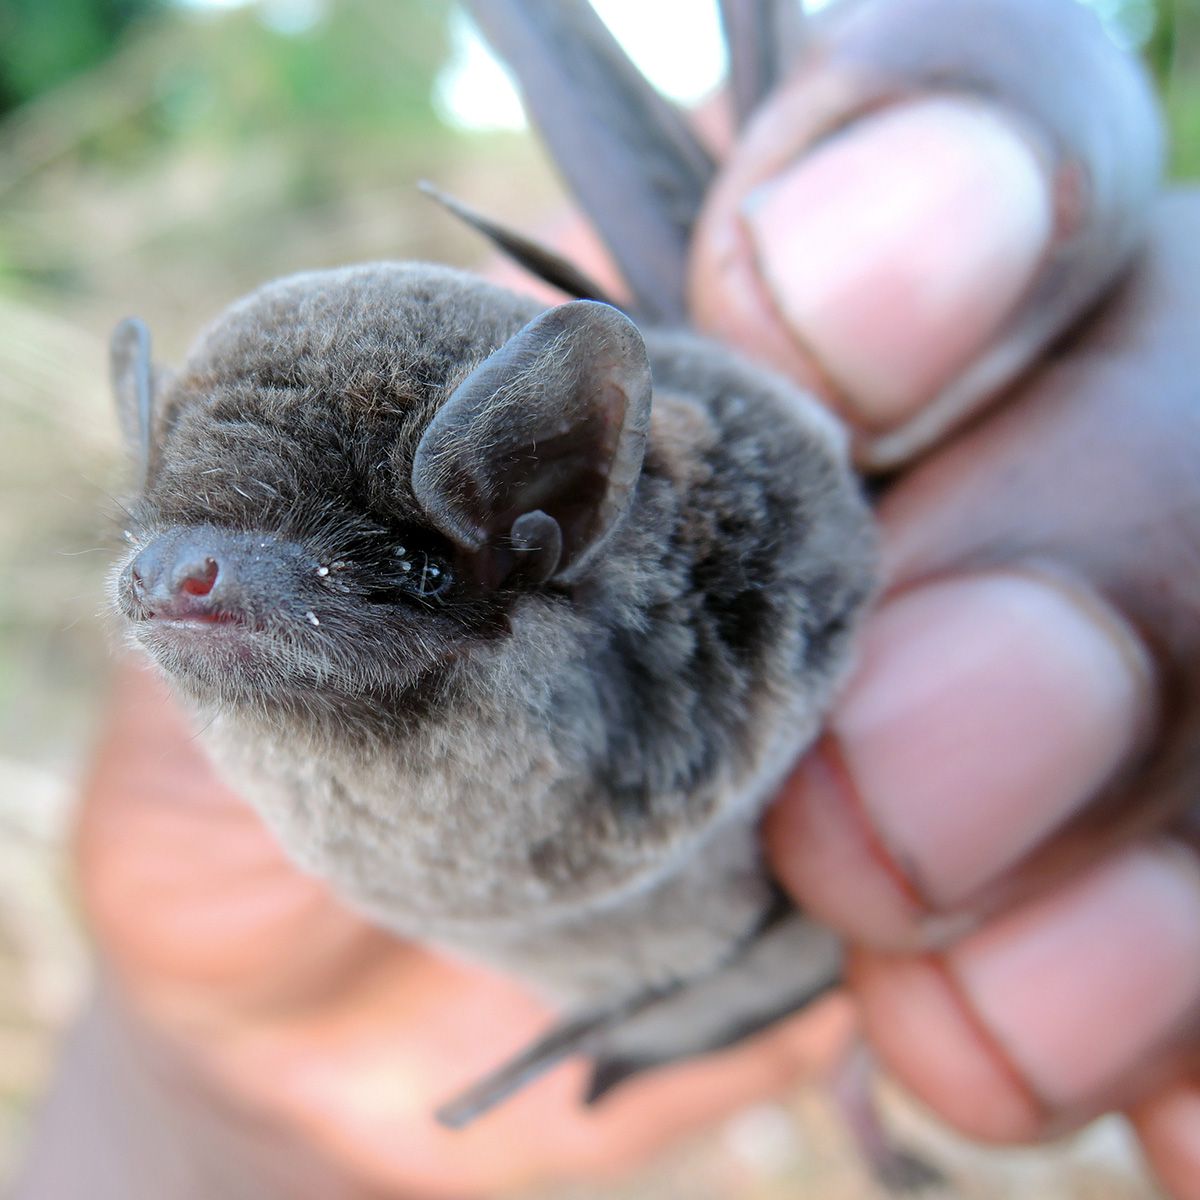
[109, 263, 871, 1102]
[107, 0, 933, 1184]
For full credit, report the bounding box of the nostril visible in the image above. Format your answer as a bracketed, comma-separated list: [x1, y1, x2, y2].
[179, 557, 219, 597]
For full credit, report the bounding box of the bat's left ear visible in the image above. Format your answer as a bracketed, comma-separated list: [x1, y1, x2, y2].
[109, 316, 155, 486]
[412, 300, 651, 587]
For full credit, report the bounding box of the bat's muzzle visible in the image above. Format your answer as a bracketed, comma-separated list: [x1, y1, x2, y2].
[123, 525, 300, 627]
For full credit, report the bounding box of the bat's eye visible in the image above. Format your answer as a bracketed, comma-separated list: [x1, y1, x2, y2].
[414, 557, 450, 596]
[393, 548, 452, 599]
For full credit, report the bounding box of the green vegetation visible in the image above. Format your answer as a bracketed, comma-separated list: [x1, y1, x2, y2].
[1148, 0, 1200, 175]
[0, 0, 449, 184]
[0, 0, 162, 117]
[0, 0, 470, 303]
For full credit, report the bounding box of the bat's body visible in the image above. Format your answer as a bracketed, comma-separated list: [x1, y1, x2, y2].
[104, 1, 942, 1180]
[111, 261, 872, 1107]
[97, 1, 1154, 1184]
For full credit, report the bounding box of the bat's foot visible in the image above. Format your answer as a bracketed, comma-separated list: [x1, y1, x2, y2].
[830, 1041, 947, 1192]
[872, 1148, 947, 1192]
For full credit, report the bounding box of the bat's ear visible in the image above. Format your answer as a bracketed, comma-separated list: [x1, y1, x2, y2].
[109, 317, 155, 484]
[412, 300, 651, 588]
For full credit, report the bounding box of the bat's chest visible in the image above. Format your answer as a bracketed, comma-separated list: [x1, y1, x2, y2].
[200, 705, 718, 942]
[200, 703, 794, 1004]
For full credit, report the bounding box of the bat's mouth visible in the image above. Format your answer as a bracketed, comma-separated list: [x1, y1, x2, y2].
[135, 590, 260, 631]
[128, 603, 267, 671]
[139, 609, 263, 640]
[123, 608, 310, 711]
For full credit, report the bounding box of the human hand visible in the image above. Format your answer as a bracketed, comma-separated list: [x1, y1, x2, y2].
[63, 1, 1200, 1197]
[686, 2, 1200, 1196]
[73, 664, 854, 1199]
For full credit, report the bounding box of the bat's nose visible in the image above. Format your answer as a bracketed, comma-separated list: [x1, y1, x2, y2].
[128, 528, 252, 621]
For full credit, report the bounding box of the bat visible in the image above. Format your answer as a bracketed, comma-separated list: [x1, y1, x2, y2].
[106, 0, 936, 1187]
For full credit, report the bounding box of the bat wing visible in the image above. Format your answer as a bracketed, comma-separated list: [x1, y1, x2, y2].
[584, 901, 841, 1101]
[462, 0, 719, 326]
[436, 906, 941, 1189]
[456, 1, 806, 323]
[719, 0, 807, 130]
[434, 901, 841, 1126]
[417, 180, 623, 308]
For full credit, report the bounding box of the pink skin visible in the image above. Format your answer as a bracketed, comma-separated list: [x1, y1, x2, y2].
[741, 96, 1055, 429]
[708, 86, 1200, 1199]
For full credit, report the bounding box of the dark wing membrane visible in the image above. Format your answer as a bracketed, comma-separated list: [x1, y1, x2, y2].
[417, 181, 622, 307]
[719, 0, 807, 128]
[434, 903, 843, 1128]
[465, 0, 715, 327]
[434, 987, 671, 1128]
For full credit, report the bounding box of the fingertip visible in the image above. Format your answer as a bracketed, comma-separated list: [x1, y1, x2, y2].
[689, 0, 1161, 466]
[765, 740, 926, 949]
[948, 843, 1200, 1110]
[849, 950, 1044, 1144]
[743, 97, 1054, 430]
[833, 572, 1153, 910]
[767, 572, 1152, 948]
[691, 94, 1055, 443]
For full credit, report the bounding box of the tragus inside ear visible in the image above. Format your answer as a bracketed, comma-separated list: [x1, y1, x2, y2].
[411, 300, 652, 589]
[109, 316, 155, 486]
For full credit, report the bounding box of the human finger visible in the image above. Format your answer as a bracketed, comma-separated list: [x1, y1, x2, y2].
[849, 841, 1200, 1144]
[1130, 1078, 1200, 1200]
[689, 0, 1162, 468]
[767, 192, 1200, 949]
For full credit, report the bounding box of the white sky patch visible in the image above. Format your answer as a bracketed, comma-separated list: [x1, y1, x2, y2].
[433, 8, 527, 131]
[591, 0, 726, 105]
[1078, 0, 1156, 47]
[258, 0, 328, 35]
[173, 0, 328, 32]
[171, 0, 1155, 130]
[437, 0, 732, 131]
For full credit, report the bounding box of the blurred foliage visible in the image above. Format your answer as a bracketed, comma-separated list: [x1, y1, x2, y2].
[0, 0, 448, 178]
[0, 0, 467, 304]
[1149, 0, 1200, 175]
[0, 0, 162, 117]
[0, 0, 1193, 203]
[145, 1, 448, 142]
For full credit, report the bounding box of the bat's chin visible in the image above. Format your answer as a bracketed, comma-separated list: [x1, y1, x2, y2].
[128, 614, 280, 695]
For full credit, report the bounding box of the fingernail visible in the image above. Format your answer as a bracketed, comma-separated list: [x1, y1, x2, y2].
[743, 96, 1054, 429]
[949, 844, 1200, 1107]
[832, 573, 1152, 907]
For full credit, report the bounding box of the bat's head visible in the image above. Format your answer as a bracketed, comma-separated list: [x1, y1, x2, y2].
[108, 263, 651, 732]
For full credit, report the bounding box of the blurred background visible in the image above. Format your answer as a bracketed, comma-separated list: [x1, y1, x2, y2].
[0, 0, 1195, 1195]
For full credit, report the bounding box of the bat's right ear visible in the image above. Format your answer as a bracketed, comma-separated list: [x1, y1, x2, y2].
[109, 317, 155, 483]
[412, 300, 652, 589]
